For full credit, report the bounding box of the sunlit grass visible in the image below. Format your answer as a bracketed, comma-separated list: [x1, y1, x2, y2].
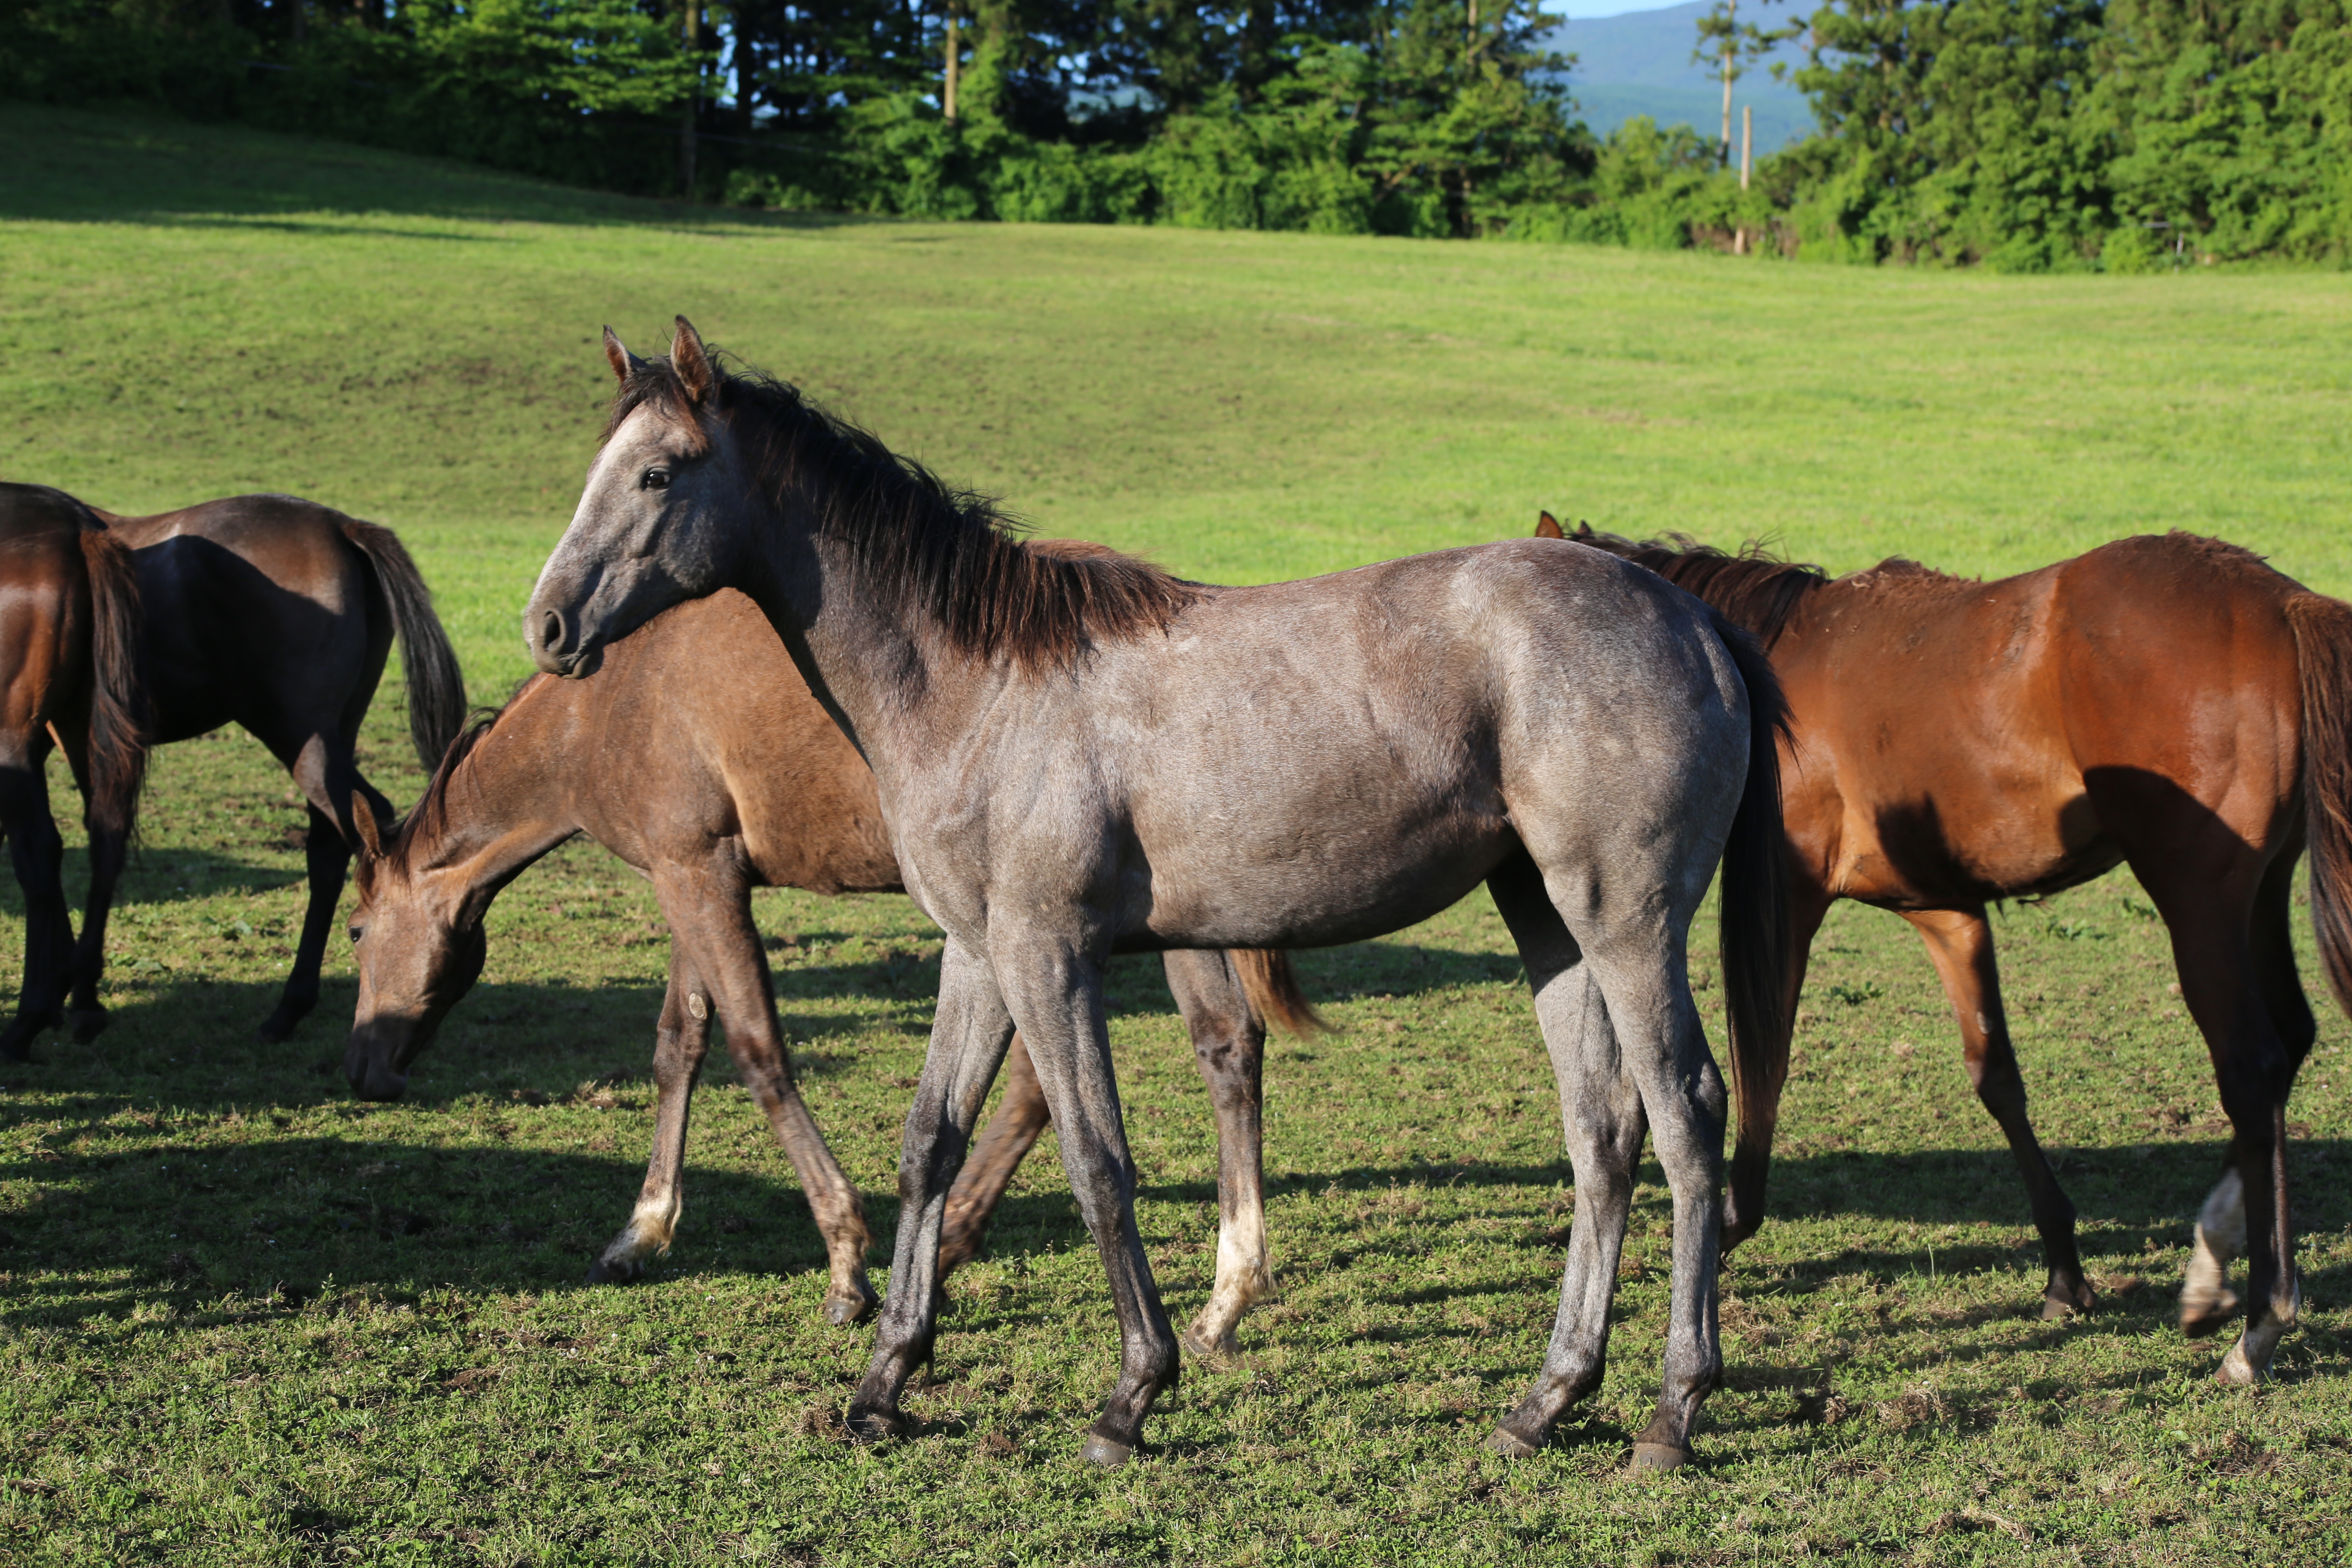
[0, 103, 2348, 1563]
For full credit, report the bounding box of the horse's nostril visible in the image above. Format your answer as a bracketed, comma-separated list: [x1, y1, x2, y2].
[541, 609, 564, 651]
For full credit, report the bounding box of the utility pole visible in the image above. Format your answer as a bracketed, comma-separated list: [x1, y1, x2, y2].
[1735, 104, 1751, 254]
[944, 1, 961, 122]
[679, 0, 700, 198]
[1718, 0, 1735, 166]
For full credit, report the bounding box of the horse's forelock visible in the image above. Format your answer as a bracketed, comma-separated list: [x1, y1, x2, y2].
[601, 358, 711, 458]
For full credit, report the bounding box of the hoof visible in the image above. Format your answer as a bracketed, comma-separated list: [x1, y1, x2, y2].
[0, 1015, 56, 1063]
[256, 1015, 300, 1045]
[845, 1405, 904, 1444]
[2040, 1290, 2096, 1321]
[1483, 1424, 1541, 1460]
[824, 1287, 875, 1326]
[2216, 1344, 2264, 1385]
[1080, 1433, 1134, 1468]
[2181, 1290, 2239, 1339]
[1180, 1326, 1240, 1363]
[584, 1255, 646, 1286]
[1630, 1441, 1692, 1472]
[67, 1007, 108, 1045]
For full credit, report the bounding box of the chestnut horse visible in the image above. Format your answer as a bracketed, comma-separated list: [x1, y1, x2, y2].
[89, 494, 468, 1043]
[523, 321, 1789, 1470]
[0, 485, 146, 1058]
[345, 587, 1321, 1334]
[1541, 513, 2352, 1384]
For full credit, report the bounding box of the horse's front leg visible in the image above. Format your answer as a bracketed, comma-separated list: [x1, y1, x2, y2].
[848, 934, 1016, 1440]
[989, 929, 1179, 1465]
[938, 1033, 1050, 1276]
[589, 949, 710, 1283]
[1163, 948, 1273, 1361]
[1901, 904, 2092, 1317]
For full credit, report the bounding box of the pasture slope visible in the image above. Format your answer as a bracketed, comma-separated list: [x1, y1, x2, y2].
[0, 103, 2349, 1564]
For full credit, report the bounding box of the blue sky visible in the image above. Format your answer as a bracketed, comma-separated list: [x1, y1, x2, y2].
[1552, 0, 1701, 16]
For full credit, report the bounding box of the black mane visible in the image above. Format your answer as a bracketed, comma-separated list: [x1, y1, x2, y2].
[1566, 524, 1827, 649]
[610, 355, 1199, 668]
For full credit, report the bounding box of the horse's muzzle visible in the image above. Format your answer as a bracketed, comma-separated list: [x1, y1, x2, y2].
[345, 1028, 414, 1102]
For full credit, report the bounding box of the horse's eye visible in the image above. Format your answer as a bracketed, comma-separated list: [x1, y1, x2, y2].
[347, 927, 362, 946]
[641, 468, 670, 491]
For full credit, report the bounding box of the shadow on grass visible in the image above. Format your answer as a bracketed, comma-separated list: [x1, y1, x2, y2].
[0, 103, 892, 234]
[0, 1132, 854, 1330]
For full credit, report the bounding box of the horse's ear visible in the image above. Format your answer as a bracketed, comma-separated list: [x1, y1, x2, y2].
[602, 326, 642, 384]
[1535, 511, 1564, 539]
[672, 316, 715, 405]
[351, 793, 382, 864]
[1570, 519, 1595, 539]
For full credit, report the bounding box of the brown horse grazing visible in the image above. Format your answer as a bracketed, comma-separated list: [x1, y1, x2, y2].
[0, 485, 146, 1059]
[344, 587, 1321, 1334]
[91, 494, 468, 1042]
[1539, 513, 2352, 1384]
[523, 321, 1788, 1471]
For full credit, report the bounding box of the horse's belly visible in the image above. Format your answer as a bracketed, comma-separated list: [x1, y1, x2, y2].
[1125, 820, 1517, 950]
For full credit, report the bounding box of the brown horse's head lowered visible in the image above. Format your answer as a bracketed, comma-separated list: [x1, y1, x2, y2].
[343, 758, 492, 1101]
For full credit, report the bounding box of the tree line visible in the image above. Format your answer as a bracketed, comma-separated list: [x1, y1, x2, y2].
[4, 0, 2347, 265]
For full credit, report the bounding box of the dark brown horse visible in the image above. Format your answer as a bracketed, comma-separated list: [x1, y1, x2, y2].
[1540, 513, 2352, 1384]
[345, 587, 1319, 1333]
[0, 485, 146, 1058]
[89, 494, 468, 1043]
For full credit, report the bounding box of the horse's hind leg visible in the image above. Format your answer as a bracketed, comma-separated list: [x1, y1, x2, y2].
[1485, 855, 1650, 1460]
[1900, 905, 2093, 1317]
[1163, 947, 1274, 1360]
[64, 819, 127, 1044]
[938, 1033, 1050, 1276]
[53, 727, 130, 1045]
[2180, 850, 2314, 1339]
[0, 745, 73, 1061]
[590, 953, 710, 1284]
[2137, 853, 2301, 1380]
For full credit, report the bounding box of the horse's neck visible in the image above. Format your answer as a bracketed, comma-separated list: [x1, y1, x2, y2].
[753, 534, 971, 775]
[414, 709, 586, 897]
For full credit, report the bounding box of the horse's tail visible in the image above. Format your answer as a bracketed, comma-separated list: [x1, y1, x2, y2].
[2287, 592, 2352, 1016]
[75, 523, 148, 840]
[1232, 950, 1330, 1038]
[339, 517, 468, 771]
[1711, 608, 1796, 1254]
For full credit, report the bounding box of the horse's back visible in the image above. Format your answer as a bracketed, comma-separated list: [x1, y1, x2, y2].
[1783, 533, 2309, 903]
[105, 495, 388, 739]
[563, 591, 900, 895]
[1050, 541, 1751, 948]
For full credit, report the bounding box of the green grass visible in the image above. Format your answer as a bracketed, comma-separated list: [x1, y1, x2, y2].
[1, 104, 2350, 1564]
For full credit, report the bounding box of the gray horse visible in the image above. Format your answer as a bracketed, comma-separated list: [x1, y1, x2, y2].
[521, 320, 1791, 1470]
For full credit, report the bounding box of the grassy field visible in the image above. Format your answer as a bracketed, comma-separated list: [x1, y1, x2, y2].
[0, 103, 2350, 1564]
